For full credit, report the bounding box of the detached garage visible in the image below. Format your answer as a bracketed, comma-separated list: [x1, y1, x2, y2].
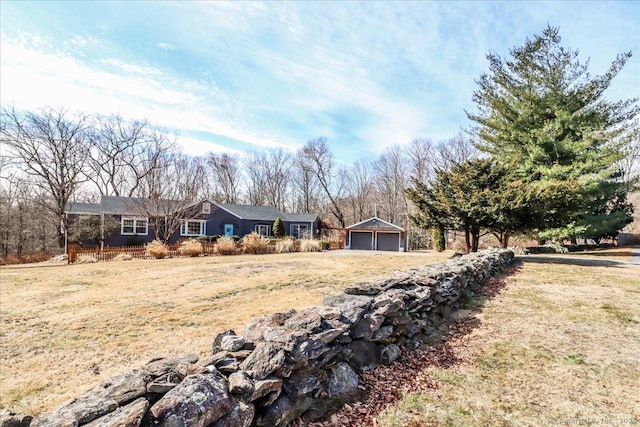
[346, 217, 407, 252]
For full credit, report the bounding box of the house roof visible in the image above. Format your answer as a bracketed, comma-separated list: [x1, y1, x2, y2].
[65, 196, 190, 216]
[283, 212, 319, 223]
[64, 202, 103, 215]
[218, 203, 282, 221]
[66, 197, 319, 223]
[346, 217, 405, 231]
[217, 203, 318, 223]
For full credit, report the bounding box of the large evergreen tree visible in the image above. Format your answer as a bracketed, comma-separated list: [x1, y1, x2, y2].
[468, 26, 638, 241]
[407, 158, 524, 252]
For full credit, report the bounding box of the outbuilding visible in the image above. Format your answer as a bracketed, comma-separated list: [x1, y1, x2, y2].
[345, 217, 407, 251]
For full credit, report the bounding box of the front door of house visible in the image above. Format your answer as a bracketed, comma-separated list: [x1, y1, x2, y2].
[224, 224, 234, 237]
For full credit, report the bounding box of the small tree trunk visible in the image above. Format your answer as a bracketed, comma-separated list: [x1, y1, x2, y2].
[464, 227, 471, 253]
[502, 232, 510, 248]
[471, 227, 480, 252]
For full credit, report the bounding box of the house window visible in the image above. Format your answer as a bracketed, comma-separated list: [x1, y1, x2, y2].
[255, 224, 270, 237]
[181, 220, 206, 236]
[290, 224, 310, 239]
[202, 202, 211, 214]
[121, 218, 148, 235]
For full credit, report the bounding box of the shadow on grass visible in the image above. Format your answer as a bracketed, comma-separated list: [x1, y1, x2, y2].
[567, 250, 632, 258]
[519, 255, 631, 268]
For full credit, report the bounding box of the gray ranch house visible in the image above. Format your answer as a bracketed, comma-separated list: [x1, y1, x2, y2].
[65, 196, 320, 247]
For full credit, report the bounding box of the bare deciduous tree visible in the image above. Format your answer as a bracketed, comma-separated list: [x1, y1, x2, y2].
[207, 152, 243, 203]
[347, 159, 374, 223]
[373, 145, 409, 227]
[436, 133, 479, 171]
[0, 173, 54, 256]
[301, 138, 347, 227]
[129, 154, 209, 242]
[244, 151, 268, 206]
[407, 138, 436, 183]
[263, 149, 292, 212]
[85, 115, 176, 197]
[291, 150, 321, 214]
[1, 106, 90, 248]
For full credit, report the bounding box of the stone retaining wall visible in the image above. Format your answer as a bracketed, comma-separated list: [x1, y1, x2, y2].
[3, 248, 514, 427]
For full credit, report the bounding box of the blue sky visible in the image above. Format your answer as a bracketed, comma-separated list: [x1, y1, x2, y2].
[1, 1, 639, 164]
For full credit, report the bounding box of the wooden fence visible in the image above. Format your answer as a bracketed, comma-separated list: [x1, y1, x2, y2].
[68, 242, 216, 264]
[67, 239, 345, 264]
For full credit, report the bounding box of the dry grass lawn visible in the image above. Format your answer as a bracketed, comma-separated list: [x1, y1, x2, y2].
[0, 250, 452, 415]
[377, 250, 640, 426]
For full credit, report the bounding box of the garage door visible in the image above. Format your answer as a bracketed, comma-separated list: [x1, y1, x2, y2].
[377, 232, 400, 251]
[350, 231, 373, 250]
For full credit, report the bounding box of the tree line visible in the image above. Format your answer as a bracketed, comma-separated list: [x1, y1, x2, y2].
[0, 105, 474, 255]
[1, 26, 639, 256]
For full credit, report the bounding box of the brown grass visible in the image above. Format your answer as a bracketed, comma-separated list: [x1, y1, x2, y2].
[0, 250, 452, 414]
[376, 252, 640, 426]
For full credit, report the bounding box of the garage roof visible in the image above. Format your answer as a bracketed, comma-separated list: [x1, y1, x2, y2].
[346, 217, 405, 231]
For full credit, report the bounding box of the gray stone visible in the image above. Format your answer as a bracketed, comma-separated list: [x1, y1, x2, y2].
[215, 358, 240, 374]
[255, 394, 313, 427]
[83, 398, 148, 427]
[346, 340, 380, 371]
[228, 371, 254, 395]
[147, 382, 178, 394]
[310, 328, 344, 345]
[212, 330, 237, 353]
[150, 373, 232, 427]
[350, 314, 385, 339]
[145, 354, 199, 377]
[283, 372, 320, 398]
[210, 399, 254, 427]
[198, 352, 229, 369]
[251, 378, 283, 401]
[240, 342, 287, 380]
[262, 326, 304, 351]
[30, 411, 77, 427]
[372, 297, 405, 317]
[0, 410, 33, 427]
[32, 394, 119, 426]
[371, 325, 396, 343]
[284, 308, 323, 332]
[244, 311, 297, 343]
[228, 349, 253, 360]
[317, 306, 342, 320]
[327, 362, 360, 398]
[380, 344, 402, 365]
[220, 335, 245, 352]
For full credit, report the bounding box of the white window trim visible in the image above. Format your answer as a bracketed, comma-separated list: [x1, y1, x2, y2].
[181, 219, 207, 237]
[121, 217, 148, 236]
[290, 223, 310, 239]
[202, 202, 211, 215]
[255, 224, 270, 236]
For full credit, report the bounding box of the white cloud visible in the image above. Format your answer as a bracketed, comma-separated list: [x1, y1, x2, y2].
[0, 31, 290, 153]
[157, 42, 175, 51]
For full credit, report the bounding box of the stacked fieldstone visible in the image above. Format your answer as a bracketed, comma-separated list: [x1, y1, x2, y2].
[3, 248, 514, 427]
